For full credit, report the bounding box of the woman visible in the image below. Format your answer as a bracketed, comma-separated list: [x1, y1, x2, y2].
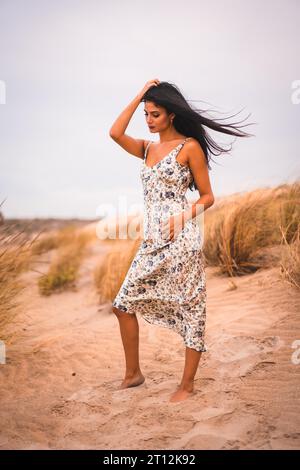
[109, 79, 253, 402]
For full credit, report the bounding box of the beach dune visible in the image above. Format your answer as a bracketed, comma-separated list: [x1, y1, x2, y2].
[0, 239, 299, 450]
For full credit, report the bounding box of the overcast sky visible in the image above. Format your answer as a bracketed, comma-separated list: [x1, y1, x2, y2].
[0, 0, 299, 219]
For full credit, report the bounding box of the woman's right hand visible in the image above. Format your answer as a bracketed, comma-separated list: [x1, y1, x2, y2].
[138, 79, 160, 99]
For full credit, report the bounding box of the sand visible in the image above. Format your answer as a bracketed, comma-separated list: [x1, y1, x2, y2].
[0, 239, 299, 450]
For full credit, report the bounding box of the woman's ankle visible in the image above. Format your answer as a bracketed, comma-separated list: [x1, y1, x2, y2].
[125, 368, 143, 379]
[179, 380, 194, 392]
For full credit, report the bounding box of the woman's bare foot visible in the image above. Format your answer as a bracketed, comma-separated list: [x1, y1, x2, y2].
[119, 372, 145, 389]
[169, 385, 195, 402]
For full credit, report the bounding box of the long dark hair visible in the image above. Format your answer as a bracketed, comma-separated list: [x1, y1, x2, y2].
[140, 81, 255, 191]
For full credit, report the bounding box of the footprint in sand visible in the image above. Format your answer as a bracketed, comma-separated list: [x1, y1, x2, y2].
[245, 360, 276, 377]
[211, 335, 284, 363]
[208, 335, 283, 378]
[51, 386, 111, 418]
[101, 379, 124, 391]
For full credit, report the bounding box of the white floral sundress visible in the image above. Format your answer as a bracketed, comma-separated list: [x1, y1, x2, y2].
[112, 137, 207, 352]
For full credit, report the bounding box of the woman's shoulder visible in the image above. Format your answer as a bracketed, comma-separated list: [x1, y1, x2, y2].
[185, 137, 202, 150]
[185, 136, 197, 144]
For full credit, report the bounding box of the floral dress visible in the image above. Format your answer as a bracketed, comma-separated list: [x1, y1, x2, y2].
[112, 137, 207, 352]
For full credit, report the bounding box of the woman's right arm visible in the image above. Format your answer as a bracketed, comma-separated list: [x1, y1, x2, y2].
[109, 79, 160, 159]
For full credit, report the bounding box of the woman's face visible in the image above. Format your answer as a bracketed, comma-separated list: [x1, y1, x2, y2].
[144, 101, 174, 132]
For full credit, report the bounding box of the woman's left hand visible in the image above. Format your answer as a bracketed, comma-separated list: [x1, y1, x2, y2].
[161, 213, 186, 242]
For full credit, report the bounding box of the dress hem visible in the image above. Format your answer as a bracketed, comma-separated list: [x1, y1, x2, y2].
[112, 301, 208, 353]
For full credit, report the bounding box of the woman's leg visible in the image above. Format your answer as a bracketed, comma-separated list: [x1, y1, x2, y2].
[112, 306, 145, 389]
[169, 346, 202, 402]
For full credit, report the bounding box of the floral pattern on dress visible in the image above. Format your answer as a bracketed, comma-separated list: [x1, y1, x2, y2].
[112, 138, 207, 353]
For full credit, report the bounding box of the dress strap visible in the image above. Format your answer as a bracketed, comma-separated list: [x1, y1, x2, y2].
[181, 137, 191, 146]
[175, 137, 190, 153]
[144, 141, 152, 160]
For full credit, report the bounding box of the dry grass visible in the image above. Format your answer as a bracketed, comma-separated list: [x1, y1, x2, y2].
[203, 181, 300, 276]
[0, 215, 96, 342]
[280, 223, 300, 289]
[37, 227, 93, 296]
[31, 223, 96, 255]
[94, 182, 300, 306]
[93, 213, 143, 303]
[0, 223, 39, 343]
[94, 237, 142, 304]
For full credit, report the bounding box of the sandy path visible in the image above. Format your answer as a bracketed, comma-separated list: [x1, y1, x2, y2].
[0, 240, 299, 450]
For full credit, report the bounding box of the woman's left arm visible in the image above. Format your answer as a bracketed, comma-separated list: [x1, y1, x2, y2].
[161, 140, 215, 241]
[182, 139, 215, 224]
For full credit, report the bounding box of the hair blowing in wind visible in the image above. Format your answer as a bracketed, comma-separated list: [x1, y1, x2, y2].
[140, 81, 255, 191]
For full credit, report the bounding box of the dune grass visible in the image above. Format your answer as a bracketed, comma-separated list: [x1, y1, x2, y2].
[94, 237, 142, 304]
[0, 217, 96, 340]
[280, 223, 300, 289]
[94, 182, 300, 310]
[0, 223, 38, 342]
[203, 181, 300, 277]
[37, 227, 93, 296]
[31, 224, 92, 255]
